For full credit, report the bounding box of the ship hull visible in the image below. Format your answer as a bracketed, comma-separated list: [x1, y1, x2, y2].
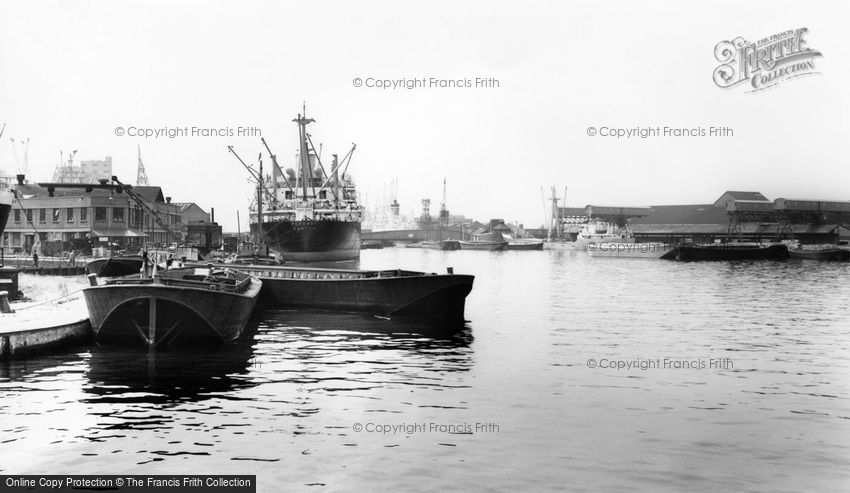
[226, 265, 474, 327]
[789, 247, 850, 261]
[253, 220, 360, 262]
[86, 256, 144, 277]
[0, 192, 11, 237]
[507, 240, 544, 251]
[83, 276, 261, 347]
[676, 243, 789, 261]
[587, 242, 676, 259]
[459, 241, 508, 251]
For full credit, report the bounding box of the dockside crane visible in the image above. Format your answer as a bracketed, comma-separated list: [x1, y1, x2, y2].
[136, 146, 150, 186]
[439, 178, 449, 225]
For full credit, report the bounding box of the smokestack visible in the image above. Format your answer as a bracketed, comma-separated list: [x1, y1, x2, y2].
[211, 207, 215, 223]
[166, 197, 171, 203]
[16, 174, 24, 185]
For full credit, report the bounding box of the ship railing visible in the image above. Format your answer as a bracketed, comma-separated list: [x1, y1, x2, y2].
[235, 266, 432, 280]
[104, 274, 255, 294]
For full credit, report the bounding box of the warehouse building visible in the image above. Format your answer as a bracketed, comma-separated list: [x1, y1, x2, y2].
[1, 175, 220, 255]
[555, 191, 850, 244]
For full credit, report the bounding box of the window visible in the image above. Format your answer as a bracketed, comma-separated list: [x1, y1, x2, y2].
[53, 208, 61, 223]
[2, 234, 7, 247]
[112, 207, 124, 223]
[12, 232, 20, 246]
[95, 207, 107, 221]
[39, 208, 46, 223]
[13, 209, 20, 223]
[80, 208, 88, 223]
[25, 209, 32, 222]
[67, 208, 74, 223]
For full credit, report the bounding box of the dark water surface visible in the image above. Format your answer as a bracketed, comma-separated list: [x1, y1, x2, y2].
[2, 249, 849, 491]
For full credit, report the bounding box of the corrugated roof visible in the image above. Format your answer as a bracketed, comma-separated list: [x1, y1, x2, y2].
[557, 207, 587, 216]
[632, 222, 842, 235]
[630, 204, 729, 225]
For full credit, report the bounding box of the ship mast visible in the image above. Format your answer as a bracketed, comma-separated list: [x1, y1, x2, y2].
[293, 104, 315, 200]
[256, 153, 263, 244]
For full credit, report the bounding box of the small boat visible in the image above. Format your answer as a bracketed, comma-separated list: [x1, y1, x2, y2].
[675, 242, 789, 261]
[459, 232, 508, 251]
[361, 240, 386, 250]
[86, 255, 145, 277]
[506, 239, 544, 251]
[587, 242, 676, 259]
[83, 266, 262, 348]
[225, 264, 474, 327]
[789, 245, 850, 261]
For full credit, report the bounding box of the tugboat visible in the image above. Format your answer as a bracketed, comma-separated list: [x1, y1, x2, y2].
[459, 232, 508, 251]
[243, 106, 362, 262]
[84, 264, 262, 348]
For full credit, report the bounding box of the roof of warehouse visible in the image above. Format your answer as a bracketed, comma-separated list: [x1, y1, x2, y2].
[629, 204, 729, 225]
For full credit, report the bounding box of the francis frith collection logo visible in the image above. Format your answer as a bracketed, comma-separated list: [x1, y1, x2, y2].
[713, 28, 822, 92]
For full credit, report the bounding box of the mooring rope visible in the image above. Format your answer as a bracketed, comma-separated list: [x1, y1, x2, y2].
[14, 288, 85, 311]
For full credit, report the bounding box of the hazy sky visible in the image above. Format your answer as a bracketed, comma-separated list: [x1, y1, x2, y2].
[0, 0, 847, 231]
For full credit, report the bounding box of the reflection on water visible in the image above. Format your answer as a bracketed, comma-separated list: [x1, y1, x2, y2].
[1, 249, 849, 491]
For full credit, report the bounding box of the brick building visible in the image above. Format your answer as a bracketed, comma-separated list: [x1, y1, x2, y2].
[1, 176, 183, 254]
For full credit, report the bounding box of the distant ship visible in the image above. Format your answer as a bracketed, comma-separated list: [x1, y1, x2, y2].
[249, 109, 362, 262]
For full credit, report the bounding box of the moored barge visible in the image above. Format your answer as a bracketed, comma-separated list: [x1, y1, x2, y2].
[225, 264, 474, 327]
[83, 267, 262, 348]
[86, 255, 145, 277]
[675, 243, 789, 261]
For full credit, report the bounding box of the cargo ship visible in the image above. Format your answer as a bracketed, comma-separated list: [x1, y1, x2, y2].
[247, 108, 362, 262]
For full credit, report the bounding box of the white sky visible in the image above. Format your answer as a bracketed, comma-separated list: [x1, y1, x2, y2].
[1, 0, 847, 231]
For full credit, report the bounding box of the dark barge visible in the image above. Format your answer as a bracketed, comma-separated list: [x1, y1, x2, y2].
[675, 243, 789, 261]
[86, 255, 145, 277]
[83, 267, 262, 348]
[225, 264, 474, 327]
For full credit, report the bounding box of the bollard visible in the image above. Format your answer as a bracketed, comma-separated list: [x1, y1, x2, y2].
[447, 267, 454, 274]
[87, 274, 99, 287]
[0, 291, 12, 314]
